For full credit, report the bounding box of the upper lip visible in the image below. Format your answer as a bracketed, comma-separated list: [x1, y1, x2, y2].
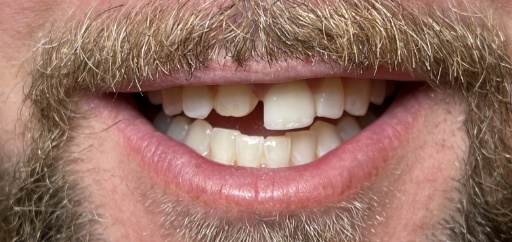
[117, 60, 423, 92]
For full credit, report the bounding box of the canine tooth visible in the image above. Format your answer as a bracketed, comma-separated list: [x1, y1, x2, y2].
[370, 81, 386, 105]
[263, 136, 291, 168]
[148, 91, 163, 105]
[182, 86, 214, 119]
[162, 87, 183, 116]
[214, 84, 258, 117]
[314, 77, 344, 119]
[153, 111, 172, 133]
[311, 121, 342, 157]
[286, 131, 317, 166]
[166, 116, 191, 142]
[183, 120, 212, 157]
[344, 78, 371, 116]
[337, 116, 361, 141]
[264, 80, 315, 130]
[211, 128, 240, 165]
[235, 134, 264, 167]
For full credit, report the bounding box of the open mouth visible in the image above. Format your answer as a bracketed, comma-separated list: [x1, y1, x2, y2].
[90, 63, 431, 213]
[137, 78, 398, 168]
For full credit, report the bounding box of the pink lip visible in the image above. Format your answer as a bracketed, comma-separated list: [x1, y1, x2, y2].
[89, 64, 431, 214]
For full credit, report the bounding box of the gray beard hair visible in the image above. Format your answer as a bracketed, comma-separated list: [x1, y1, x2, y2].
[1, 0, 512, 241]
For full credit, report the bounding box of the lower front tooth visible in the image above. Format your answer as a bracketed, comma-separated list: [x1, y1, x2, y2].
[166, 116, 191, 142]
[286, 130, 317, 166]
[263, 136, 291, 168]
[183, 120, 213, 157]
[182, 86, 214, 119]
[235, 134, 264, 167]
[211, 128, 240, 165]
[336, 115, 361, 141]
[311, 121, 342, 157]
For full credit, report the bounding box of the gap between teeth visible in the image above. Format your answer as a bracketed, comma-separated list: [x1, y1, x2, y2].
[150, 77, 394, 168]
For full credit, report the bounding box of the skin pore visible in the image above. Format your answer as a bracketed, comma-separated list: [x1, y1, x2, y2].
[0, 0, 511, 241]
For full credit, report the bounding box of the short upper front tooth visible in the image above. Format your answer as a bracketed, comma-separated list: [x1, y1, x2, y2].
[370, 81, 386, 105]
[235, 134, 264, 167]
[166, 116, 192, 142]
[162, 87, 183, 116]
[148, 91, 163, 105]
[314, 77, 344, 119]
[336, 115, 361, 141]
[182, 86, 214, 119]
[264, 80, 315, 130]
[343, 78, 371, 116]
[286, 130, 317, 166]
[183, 119, 213, 157]
[263, 136, 291, 168]
[214, 84, 259, 117]
[210, 128, 240, 165]
[311, 121, 342, 157]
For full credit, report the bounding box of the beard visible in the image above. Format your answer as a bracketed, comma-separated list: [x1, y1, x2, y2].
[1, 0, 511, 241]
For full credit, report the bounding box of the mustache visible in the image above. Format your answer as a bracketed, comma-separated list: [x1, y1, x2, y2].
[10, 0, 512, 241]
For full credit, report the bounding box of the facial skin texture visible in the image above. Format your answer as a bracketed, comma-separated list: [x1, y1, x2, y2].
[0, 0, 512, 241]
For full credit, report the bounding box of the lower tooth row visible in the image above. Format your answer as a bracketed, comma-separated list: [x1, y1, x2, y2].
[154, 113, 362, 168]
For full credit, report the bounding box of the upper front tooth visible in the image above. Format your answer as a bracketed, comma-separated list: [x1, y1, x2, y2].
[235, 134, 264, 167]
[311, 121, 342, 157]
[182, 86, 214, 119]
[162, 87, 183, 116]
[214, 84, 258, 117]
[314, 77, 344, 119]
[264, 80, 315, 130]
[183, 120, 213, 157]
[263, 136, 291, 168]
[210, 128, 240, 165]
[370, 80, 386, 105]
[344, 78, 371, 116]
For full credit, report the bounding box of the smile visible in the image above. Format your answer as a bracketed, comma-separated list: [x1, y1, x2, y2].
[87, 62, 433, 213]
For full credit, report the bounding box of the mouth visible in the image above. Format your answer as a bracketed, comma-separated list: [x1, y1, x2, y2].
[89, 62, 432, 214]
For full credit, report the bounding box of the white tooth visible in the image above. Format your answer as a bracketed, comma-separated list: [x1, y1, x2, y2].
[263, 136, 291, 168]
[147, 91, 163, 105]
[286, 131, 317, 166]
[336, 116, 361, 141]
[235, 134, 264, 167]
[162, 87, 183, 116]
[153, 111, 173, 133]
[210, 128, 240, 165]
[264, 80, 315, 130]
[314, 77, 344, 119]
[214, 84, 258, 117]
[182, 86, 214, 119]
[370, 81, 386, 105]
[343, 78, 371, 116]
[166, 116, 192, 142]
[183, 120, 212, 157]
[310, 121, 342, 157]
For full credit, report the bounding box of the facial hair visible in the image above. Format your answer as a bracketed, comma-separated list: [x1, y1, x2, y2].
[1, 0, 511, 241]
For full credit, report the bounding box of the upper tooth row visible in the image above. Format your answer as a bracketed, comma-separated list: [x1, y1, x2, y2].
[147, 78, 390, 131]
[154, 113, 362, 168]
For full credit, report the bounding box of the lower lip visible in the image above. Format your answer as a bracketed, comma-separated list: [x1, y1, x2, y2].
[90, 86, 431, 214]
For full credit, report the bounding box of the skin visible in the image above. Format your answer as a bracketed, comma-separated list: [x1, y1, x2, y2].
[0, 0, 511, 241]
